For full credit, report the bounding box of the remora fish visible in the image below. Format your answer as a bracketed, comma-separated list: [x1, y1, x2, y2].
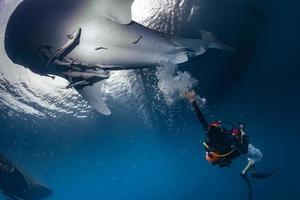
[5, 0, 233, 115]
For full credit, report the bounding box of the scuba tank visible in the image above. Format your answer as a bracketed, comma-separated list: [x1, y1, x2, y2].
[203, 121, 245, 165]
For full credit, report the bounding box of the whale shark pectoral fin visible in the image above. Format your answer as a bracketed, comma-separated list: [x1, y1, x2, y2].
[170, 36, 207, 60]
[172, 51, 189, 64]
[100, 0, 134, 24]
[76, 80, 111, 115]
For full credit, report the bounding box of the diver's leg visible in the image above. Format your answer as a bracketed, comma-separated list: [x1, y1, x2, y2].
[242, 144, 262, 175]
[242, 159, 255, 175]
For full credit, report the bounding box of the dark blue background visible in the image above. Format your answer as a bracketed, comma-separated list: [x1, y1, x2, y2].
[0, 0, 299, 199]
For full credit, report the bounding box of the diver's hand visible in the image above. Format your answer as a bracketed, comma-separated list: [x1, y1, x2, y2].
[184, 90, 196, 102]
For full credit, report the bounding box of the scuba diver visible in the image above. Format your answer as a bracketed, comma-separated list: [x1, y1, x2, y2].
[184, 90, 276, 178]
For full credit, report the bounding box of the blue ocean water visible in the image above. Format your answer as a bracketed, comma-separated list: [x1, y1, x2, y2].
[0, 0, 299, 200]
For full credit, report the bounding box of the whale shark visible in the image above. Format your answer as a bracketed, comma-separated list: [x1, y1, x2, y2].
[5, 0, 233, 115]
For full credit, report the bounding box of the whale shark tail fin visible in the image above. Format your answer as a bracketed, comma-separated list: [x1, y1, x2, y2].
[75, 80, 111, 115]
[200, 30, 236, 53]
[170, 30, 235, 64]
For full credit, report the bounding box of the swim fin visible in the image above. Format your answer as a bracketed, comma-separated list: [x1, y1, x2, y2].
[251, 169, 278, 179]
[240, 173, 253, 200]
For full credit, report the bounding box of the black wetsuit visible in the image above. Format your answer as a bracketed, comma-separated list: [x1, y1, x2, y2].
[191, 101, 209, 131]
[191, 101, 249, 166]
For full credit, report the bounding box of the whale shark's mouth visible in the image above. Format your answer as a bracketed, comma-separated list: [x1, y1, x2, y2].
[0, 0, 196, 120]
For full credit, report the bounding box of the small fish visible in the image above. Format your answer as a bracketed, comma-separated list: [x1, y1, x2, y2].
[95, 47, 108, 51]
[132, 35, 142, 44]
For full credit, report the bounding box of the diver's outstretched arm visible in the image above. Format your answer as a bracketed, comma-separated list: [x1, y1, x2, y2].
[185, 90, 209, 131]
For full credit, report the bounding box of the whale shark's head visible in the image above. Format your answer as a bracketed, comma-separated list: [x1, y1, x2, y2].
[4, 0, 134, 75]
